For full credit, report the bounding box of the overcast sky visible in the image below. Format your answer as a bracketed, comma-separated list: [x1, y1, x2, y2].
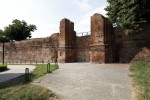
[0, 0, 108, 38]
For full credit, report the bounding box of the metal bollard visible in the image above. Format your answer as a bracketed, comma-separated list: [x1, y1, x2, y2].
[25, 68, 29, 82]
[47, 63, 51, 73]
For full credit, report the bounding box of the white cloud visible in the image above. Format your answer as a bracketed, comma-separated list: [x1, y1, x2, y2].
[72, 0, 91, 11]
[32, 23, 59, 38]
[0, 0, 108, 38]
[75, 6, 107, 34]
[75, 18, 90, 33]
[86, 6, 107, 17]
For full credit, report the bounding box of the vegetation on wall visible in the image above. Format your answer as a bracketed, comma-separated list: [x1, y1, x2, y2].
[105, 0, 150, 35]
[0, 19, 37, 41]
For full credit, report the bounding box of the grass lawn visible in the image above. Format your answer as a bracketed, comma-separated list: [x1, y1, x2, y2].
[0, 64, 59, 100]
[31, 64, 58, 80]
[0, 64, 7, 72]
[131, 61, 150, 100]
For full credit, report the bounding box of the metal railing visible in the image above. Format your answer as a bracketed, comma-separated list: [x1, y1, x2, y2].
[77, 31, 91, 37]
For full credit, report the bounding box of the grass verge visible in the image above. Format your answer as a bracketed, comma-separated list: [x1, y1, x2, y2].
[131, 61, 150, 100]
[31, 64, 58, 80]
[0, 64, 59, 100]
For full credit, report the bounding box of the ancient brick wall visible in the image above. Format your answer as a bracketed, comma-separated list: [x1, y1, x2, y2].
[58, 19, 68, 63]
[2, 13, 148, 64]
[90, 13, 115, 63]
[58, 19, 76, 63]
[104, 16, 116, 63]
[0, 33, 59, 64]
[115, 23, 150, 63]
[76, 35, 91, 62]
[90, 13, 105, 63]
[67, 13, 115, 63]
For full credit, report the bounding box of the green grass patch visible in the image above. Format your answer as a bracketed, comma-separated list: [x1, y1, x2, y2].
[0, 84, 57, 100]
[131, 61, 150, 100]
[0, 64, 7, 72]
[31, 64, 58, 80]
[0, 64, 59, 100]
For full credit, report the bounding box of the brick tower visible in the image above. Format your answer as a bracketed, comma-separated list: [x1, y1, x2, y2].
[58, 18, 76, 63]
[90, 13, 116, 63]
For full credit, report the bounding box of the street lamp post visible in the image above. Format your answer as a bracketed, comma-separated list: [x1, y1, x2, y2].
[2, 41, 4, 65]
[0, 36, 6, 65]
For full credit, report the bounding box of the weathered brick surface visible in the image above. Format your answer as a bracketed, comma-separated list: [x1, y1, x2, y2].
[0, 33, 59, 63]
[90, 13, 115, 63]
[91, 51, 105, 63]
[58, 19, 76, 63]
[74, 13, 115, 63]
[1, 13, 148, 64]
[115, 23, 150, 63]
[76, 35, 91, 62]
[91, 13, 105, 45]
[0, 13, 116, 64]
[58, 19, 68, 63]
[134, 47, 150, 62]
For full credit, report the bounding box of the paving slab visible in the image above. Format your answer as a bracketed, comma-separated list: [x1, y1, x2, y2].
[0, 65, 35, 83]
[33, 63, 132, 100]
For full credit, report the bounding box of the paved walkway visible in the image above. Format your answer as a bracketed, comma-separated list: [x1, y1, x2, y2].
[33, 63, 132, 100]
[0, 65, 35, 83]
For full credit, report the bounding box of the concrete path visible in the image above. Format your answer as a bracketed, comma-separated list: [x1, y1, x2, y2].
[0, 65, 35, 83]
[33, 63, 132, 100]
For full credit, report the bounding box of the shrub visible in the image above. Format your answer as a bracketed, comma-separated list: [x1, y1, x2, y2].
[0, 64, 7, 72]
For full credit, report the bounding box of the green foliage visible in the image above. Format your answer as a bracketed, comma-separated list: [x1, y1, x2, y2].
[30, 64, 58, 80]
[0, 84, 56, 100]
[131, 61, 150, 100]
[0, 36, 9, 43]
[105, 0, 150, 35]
[3, 19, 37, 41]
[0, 64, 7, 72]
[0, 29, 4, 36]
[0, 30, 4, 41]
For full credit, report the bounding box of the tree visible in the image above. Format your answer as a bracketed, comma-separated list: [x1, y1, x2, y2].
[0, 29, 4, 36]
[0, 30, 9, 42]
[105, 0, 150, 35]
[4, 19, 37, 41]
[0, 30, 4, 42]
